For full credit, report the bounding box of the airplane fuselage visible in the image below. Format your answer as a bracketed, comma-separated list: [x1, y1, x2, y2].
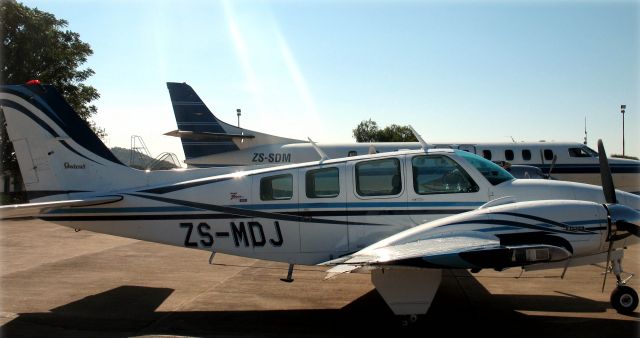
[42, 149, 639, 265]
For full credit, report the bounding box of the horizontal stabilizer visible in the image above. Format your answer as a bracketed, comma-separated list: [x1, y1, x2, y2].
[0, 195, 122, 219]
[164, 130, 255, 141]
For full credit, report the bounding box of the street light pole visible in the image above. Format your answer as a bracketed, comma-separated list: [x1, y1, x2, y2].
[621, 105, 626, 157]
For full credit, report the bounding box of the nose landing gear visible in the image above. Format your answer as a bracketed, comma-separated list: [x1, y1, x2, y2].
[608, 256, 638, 314]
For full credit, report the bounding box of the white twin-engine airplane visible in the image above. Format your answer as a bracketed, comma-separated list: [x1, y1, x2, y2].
[1, 83, 639, 323]
[165, 82, 640, 193]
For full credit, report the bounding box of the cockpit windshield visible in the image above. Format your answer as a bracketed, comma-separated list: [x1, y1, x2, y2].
[455, 150, 514, 185]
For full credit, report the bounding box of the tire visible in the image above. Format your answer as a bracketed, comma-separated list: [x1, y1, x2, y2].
[610, 285, 639, 314]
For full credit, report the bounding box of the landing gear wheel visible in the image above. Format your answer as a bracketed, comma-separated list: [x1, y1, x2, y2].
[610, 285, 638, 314]
[400, 314, 419, 327]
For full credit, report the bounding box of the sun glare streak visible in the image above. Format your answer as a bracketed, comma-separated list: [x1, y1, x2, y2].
[221, 0, 265, 111]
[152, 3, 168, 81]
[275, 31, 318, 117]
[272, 23, 326, 137]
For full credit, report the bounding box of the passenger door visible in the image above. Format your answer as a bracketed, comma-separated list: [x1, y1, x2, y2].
[298, 164, 348, 257]
[250, 170, 300, 255]
[346, 156, 409, 251]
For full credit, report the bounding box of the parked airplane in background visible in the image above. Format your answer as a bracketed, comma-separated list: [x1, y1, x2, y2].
[1, 83, 639, 322]
[165, 82, 640, 193]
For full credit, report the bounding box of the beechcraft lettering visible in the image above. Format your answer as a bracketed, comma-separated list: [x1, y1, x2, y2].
[165, 82, 640, 193]
[1, 82, 639, 321]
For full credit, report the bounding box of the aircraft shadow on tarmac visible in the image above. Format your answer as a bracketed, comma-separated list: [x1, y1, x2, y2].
[1, 270, 637, 338]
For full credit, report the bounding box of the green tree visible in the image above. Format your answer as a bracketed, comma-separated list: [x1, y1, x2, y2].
[352, 119, 380, 142]
[0, 0, 102, 202]
[352, 119, 418, 142]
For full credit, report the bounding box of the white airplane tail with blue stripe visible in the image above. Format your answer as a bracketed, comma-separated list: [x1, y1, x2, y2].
[0, 83, 144, 202]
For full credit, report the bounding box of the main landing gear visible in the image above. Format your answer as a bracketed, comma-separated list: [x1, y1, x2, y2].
[608, 255, 638, 314]
[399, 314, 419, 327]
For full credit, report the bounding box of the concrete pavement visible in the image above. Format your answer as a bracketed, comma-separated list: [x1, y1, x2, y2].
[1, 219, 638, 337]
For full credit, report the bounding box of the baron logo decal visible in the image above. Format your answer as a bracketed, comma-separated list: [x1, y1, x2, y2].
[64, 162, 86, 169]
[230, 192, 247, 202]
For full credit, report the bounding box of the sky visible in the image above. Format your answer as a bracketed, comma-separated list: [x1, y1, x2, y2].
[19, 0, 640, 164]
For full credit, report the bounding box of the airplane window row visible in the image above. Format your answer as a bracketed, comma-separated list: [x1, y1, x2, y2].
[480, 148, 557, 162]
[482, 146, 597, 162]
[259, 155, 485, 201]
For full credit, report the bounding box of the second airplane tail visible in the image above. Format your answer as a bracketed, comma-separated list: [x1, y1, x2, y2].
[165, 82, 304, 161]
[166, 82, 242, 159]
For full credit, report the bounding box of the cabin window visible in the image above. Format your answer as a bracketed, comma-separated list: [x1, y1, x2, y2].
[568, 147, 591, 158]
[482, 150, 492, 160]
[505, 150, 514, 161]
[412, 155, 479, 194]
[522, 149, 531, 161]
[260, 174, 293, 201]
[306, 167, 339, 198]
[348, 151, 358, 157]
[544, 149, 554, 161]
[355, 158, 402, 196]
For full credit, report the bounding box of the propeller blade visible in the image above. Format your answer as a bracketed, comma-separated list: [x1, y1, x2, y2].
[548, 154, 558, 176]
[617, 221, 640, 237]
[597, 139, 617, 204]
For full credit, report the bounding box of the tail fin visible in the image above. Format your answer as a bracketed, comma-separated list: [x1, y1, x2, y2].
[166, 82, 242, 159]
[165, 82, 304, 160]
[0, 83, 139, 202]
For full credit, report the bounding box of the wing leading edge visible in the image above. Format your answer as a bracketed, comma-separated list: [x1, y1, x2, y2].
[322, 233, 571, 279]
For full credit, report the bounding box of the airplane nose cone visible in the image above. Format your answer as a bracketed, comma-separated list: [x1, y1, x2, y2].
[608, 204, 640, 237]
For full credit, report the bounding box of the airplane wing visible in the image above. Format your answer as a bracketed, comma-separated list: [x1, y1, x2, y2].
[321, 232, 571, 279]
[0, 195, 123, 219]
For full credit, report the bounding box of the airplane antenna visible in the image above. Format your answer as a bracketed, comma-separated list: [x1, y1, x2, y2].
[510, 136, 516, 143]
[308, 137, 329, 162]
[409, 125, 429, 151]
[584, 116, 587, 145]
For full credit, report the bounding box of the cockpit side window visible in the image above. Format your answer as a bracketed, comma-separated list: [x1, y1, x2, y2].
[569, 146, 598, 158]
[455, 150, 515, 185]
[412, 155, 479, 194]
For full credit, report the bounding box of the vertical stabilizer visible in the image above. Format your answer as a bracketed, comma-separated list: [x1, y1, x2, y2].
[166, 82, 240, 159]
[0, 83, 141, 202]
[166, 82, 305, 161]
